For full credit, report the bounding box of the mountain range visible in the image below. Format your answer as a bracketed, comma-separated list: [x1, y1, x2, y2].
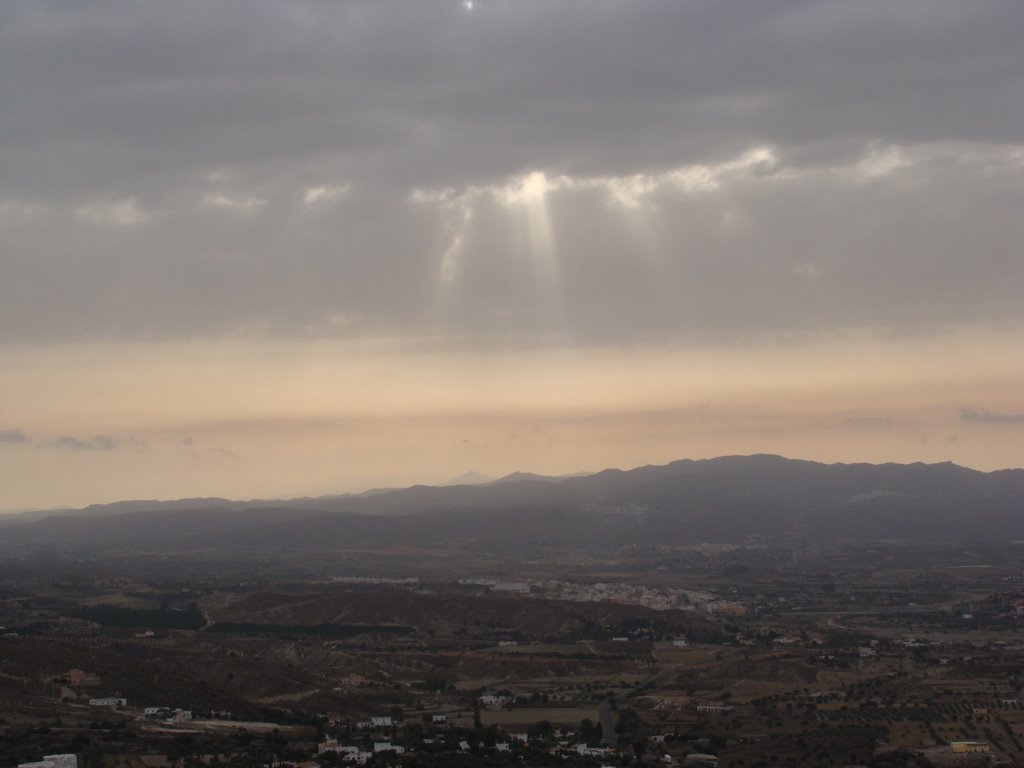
[1, 455, 1021, 557]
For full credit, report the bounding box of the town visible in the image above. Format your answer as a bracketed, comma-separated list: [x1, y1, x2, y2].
[3, 536, 1024, 767]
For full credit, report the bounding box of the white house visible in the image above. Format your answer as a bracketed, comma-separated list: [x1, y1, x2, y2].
[89, 697, 127, 707]
[696, 703, 732, 713]
[318, 739, 340, 754]
[575, 744, 613, 757]
[18, 758, 77, 768]
[683, 754, 719, 767]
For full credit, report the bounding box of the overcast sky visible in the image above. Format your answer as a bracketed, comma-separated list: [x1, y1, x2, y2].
[1, 1, 1022, 509]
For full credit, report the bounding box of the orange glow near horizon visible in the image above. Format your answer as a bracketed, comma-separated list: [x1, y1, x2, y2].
[1, 325, 1022, 509]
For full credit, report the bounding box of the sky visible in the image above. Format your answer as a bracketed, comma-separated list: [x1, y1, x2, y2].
[1, 0, 1023, 510]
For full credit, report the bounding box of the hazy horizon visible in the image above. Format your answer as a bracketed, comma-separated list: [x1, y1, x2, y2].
[2, 1, 1022, 509]
[3, 449, 1023, 516]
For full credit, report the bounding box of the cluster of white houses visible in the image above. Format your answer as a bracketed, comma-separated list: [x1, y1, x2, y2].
[477, 693, 509, 707]
[318, 719, 548, 764]
[316, 740, 402, 765]
[82, 696, 231, 729]
[316, 733, 614, 764]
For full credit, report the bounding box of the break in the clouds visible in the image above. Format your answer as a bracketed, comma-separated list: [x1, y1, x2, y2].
[1, 0, 1023, 345]
[959, 409, 1024, 425]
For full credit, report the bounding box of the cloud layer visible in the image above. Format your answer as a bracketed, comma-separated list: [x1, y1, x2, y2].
[1, 1, 1022, 345]
[1, 2, 1022, 508]
[959, 408, 1024, 425]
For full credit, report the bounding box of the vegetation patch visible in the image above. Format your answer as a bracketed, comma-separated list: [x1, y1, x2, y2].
[207, 622, 415, 638]
[69, 606, 205, 630]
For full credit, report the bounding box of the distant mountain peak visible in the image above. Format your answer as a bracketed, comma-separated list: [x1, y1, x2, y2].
[445, 471, 495, 486]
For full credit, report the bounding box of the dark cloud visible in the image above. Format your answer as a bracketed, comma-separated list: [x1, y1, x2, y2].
[0, 428, 29, 444]
[958, 408, 1024, 425]
[0, 1, 1022, 345]
[49, 435, 119, 451]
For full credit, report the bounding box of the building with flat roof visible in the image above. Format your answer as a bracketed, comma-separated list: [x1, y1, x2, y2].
[949, 741, 991, 753]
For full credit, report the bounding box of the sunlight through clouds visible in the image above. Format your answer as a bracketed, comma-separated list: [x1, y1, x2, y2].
[2, 1, 1023, 506]
[75, 197, 147, 227]
[495, 171, 559, 289]
[302, 183, 350, 207]
[411, 146, 809, 304]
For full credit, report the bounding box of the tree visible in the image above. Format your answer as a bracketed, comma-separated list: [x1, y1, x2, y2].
[580, 718, 600, 745]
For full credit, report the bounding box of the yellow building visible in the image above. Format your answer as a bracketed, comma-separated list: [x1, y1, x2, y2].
[949, 741, 991, 753]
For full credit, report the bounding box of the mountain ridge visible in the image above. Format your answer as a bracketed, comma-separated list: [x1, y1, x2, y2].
[6, 453, 1018, 522]
[0, 455, 1021, 556]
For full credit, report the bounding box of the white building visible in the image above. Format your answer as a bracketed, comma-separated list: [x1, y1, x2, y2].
[318, 739, 340, 754]
[88, 698, 126, 707]
[373, 742, 404, 754]
[19, 758, 77, 768]
[696, 703, 733, 713]
[684, 754, 719, 767]
[575, 744, 613, 757]
[371, 715, 393, 727]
